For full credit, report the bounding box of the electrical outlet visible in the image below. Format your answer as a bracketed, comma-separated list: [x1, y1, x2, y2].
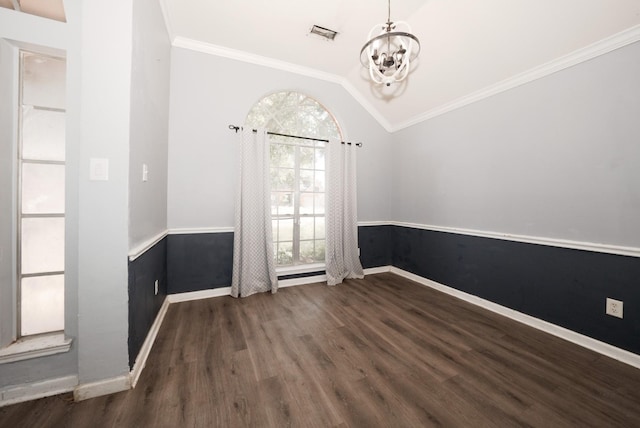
[154, 279, 159, 296]
[606, 298, 623, 319]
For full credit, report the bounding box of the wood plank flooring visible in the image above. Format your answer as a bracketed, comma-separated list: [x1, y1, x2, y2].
[2, 272, 640, 427]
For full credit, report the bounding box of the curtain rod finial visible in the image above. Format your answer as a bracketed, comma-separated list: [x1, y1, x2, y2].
[229, 125, 241, 133]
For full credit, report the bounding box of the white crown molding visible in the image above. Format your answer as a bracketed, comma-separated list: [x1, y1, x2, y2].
[128, 230, 168, 262]
[0, 375, 77, 407]
[171, 36, 394, 133]
[340, 80, 394, 132]
[172, 25, 640, 134]
[390, 267, 640, 370]
[173, 36, 345, 85]
[168, 226, 234, 235]
[129, 297, 169, 388]
[389, 221, 640, 258]
[393, 24, 640, 131]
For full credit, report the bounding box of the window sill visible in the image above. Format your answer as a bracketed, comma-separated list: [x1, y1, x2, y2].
[0, 332, 72, 364]
[276, 263, 325, 276]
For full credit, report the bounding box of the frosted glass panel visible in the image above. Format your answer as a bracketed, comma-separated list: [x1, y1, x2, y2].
[21, 274, 64, 335]
[22, 53, 66, 109]
[21, 217, 64, 274]
[22, 163, 65, 214]
[22, 107, 65, 161]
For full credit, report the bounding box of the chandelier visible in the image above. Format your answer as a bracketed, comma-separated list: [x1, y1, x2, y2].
[360, 0, 420, 87]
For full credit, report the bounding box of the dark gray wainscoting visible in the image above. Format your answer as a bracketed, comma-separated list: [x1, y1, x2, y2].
[128, 237, 167, 369]
[358, 224, 393, 268]
[167, 232, 234, 294]
[391, 225, 640, 355]
[166, 226, 393, 293]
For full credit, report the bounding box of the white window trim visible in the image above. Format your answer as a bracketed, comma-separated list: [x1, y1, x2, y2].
[276, 262, 325, 276]
[0, 332, 71, 364]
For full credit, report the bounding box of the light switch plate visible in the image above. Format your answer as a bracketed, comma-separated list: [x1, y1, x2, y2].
[89, 158, 109, 181]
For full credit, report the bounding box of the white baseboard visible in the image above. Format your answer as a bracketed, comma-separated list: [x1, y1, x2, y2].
[168, 287, 232, 303]
[166, 267, 391, 300]
[129, 297, 170, 388]
[364, 266, 392, 275]
[389, 267, 640, 370]
[73, 374, 131, 402]
[0, 375, 78, 407]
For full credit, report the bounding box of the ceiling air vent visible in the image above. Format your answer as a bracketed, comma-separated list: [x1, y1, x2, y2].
[310, 25, 338, 41]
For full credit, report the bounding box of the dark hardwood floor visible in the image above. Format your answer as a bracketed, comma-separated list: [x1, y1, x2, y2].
[2, 272, 640, 427]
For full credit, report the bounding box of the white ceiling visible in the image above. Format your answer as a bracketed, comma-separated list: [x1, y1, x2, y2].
[161, 0, 640, 131]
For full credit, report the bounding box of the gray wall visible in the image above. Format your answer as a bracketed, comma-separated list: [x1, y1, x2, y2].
[167, 48, 393, 231]
[391, 41, 640, 249]
[75, 1, 131, 384]
[129, 0, 171, 249]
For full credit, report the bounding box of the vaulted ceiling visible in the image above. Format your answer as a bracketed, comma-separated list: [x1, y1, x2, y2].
[167, 1, 640, 131]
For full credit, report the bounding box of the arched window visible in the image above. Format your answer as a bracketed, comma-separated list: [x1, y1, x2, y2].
[246, 91, 341, 267]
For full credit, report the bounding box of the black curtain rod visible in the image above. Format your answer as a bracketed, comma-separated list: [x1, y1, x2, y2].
[228, 125, 363, 147]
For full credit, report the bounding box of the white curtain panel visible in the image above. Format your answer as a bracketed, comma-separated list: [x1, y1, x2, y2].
[231, 128, 278, 298]
[325, 139, 364, 286]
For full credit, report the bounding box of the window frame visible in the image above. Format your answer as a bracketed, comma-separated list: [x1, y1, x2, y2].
[246, 91, 341, 271]
[270, 137, 326, 268]
[0, 45, 71, 363]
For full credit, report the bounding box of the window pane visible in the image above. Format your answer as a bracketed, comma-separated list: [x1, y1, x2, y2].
[314, 239, 325, 262]
[22, 163, 65, 214]
[300, 147, 314, 169]
[22, 107, 66, 161]
[315, 194, 325, 215]
[21, 217, 64, 274]
[272, 219, 278, 241]
[299, 170, 313, 192]
[20, 274, 64, 335]
[300, 217, 314, 240]
[270, 144, 294, 167]
[300, 240, 314, 264]
[315, 171, 325, 192]
[22, 53, 66, 109]
[278, 218, 294, 241]
[315, 217, 325, 238]
[275, 192, 294, 215]
[272, 168, 294, 191]
[315, 148, 325, 170]
[300, 193, 314, 215]
[277, 242, 293, 265]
